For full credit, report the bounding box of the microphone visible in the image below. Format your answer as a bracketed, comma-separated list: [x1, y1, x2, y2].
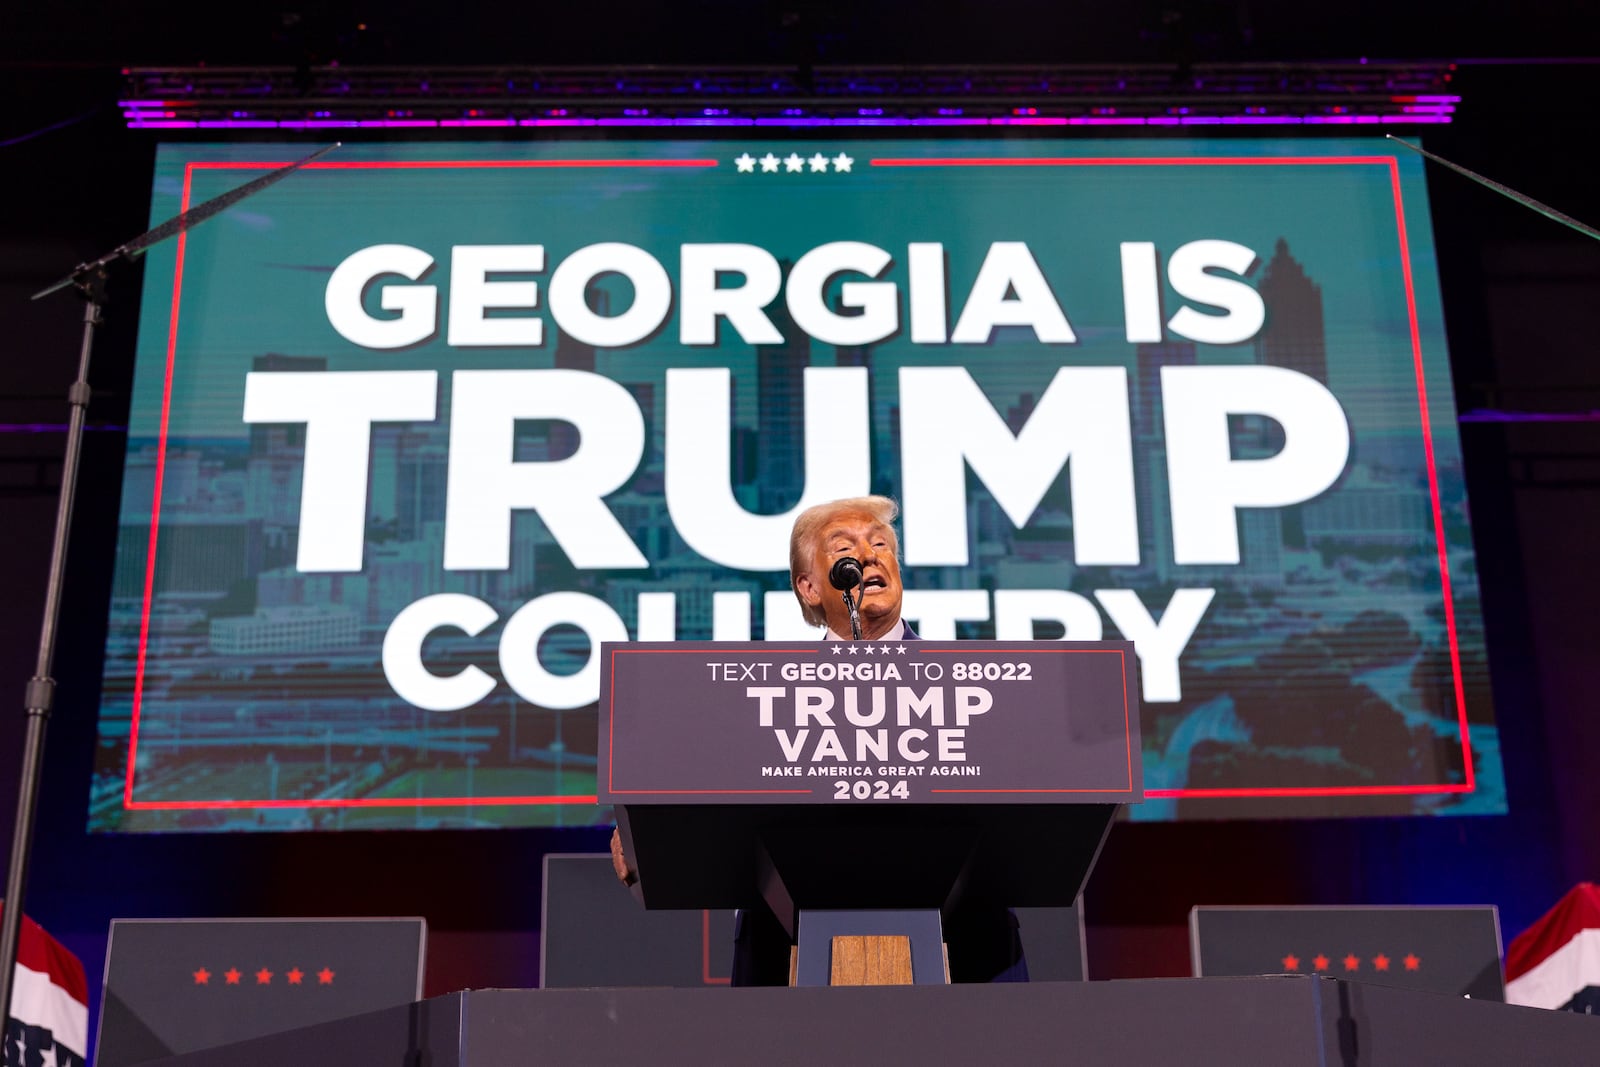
[829, 557, 863, 591]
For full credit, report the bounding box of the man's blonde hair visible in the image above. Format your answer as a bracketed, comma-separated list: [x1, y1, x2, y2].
[788, 496, 900, 627]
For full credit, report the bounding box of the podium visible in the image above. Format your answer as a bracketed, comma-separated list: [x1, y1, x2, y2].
[599, 640, 1141, 984]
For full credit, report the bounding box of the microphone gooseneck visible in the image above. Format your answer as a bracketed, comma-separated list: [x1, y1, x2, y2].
[828, 557, 864, 639]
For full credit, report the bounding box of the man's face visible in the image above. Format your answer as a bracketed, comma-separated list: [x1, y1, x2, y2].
[795, 508, 904, 639]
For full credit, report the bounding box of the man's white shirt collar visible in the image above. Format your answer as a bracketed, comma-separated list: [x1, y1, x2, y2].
[825, 619, 905, 641]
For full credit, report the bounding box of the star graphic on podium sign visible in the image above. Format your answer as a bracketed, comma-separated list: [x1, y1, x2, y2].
[831, 644, 844, 655]
[1343, 954, 1360, 972]
[224, 968, 242, 985]
[862, 644, 875, 656]
[1403, 954, 1421, 971]
[734, 153, 755, 173]
[848, 644, 859, 655]
[833, 152, 854, 172]
[1281, 954, 1300, 971]
[193, 968, 211, 985]
[255, 968, 273, 985]
[317, 967, 336, 985]
[784, 152, 805, 173]
[895, 645, 908, 655]
[879, 643, 894, 654]
[759, 153, 780, 173]
[1373, 954, 1391, 971]
[808, 152, 830, 172]
[1311, 955, 1329, 972]
[287, 968, 305, 985]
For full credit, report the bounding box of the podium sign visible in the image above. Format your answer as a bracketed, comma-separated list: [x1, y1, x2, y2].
[598, 640, 1141, 805]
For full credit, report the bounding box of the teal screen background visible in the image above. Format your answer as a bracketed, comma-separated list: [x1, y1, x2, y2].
[90, 138, 1502, 830]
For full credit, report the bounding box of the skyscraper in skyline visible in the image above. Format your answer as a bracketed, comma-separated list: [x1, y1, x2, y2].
[1134, 341, 1198, 579]
[753, 261, 811, 512]
[1255, 238, 1328, 385]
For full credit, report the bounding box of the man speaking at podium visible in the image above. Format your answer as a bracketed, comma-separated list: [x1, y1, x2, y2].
[788, 495, 913, 642]
[612, 495, 1027, 984]
[737, 495, 1028, 984]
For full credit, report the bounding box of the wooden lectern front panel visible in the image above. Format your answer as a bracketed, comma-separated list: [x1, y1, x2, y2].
[829, 935, 914, 986]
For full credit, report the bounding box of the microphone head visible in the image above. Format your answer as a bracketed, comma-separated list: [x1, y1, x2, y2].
[829, 556, 864, 591]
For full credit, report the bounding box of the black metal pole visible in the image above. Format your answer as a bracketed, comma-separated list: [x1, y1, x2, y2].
[0, 141, 336, 1034]
[0, 273, 104, 1028]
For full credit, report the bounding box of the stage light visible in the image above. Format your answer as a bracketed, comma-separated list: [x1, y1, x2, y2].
[119, 63, 1464, 130]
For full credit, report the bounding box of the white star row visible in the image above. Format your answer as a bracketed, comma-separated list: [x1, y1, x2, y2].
[734, 151, 855, 174]
[829, 643, 909, 655]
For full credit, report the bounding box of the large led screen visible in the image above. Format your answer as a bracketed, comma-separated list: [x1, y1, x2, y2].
[91, 138, 1501, 830]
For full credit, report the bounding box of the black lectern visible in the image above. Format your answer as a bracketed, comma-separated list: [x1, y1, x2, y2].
[599, 640, 1142, 984]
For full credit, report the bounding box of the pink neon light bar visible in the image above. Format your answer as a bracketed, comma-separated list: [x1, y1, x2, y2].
[125, 109, 1460, 131]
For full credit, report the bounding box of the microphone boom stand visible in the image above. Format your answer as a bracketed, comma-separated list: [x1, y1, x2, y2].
[842, 589, 863, 641]
[0, 142, 338, 1030]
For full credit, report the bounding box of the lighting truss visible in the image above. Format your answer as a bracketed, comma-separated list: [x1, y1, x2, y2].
[121, 62, 1460, 130]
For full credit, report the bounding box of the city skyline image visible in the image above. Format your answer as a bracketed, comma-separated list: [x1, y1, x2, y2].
[92, 137, 1497, 831]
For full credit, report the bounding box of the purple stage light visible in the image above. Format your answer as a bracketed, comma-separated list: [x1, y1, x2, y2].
[126, 110, 1460, 131]
[0, 424, 127, 434]
[1460, 410, 1600, 423]
[121, 62, 1463, 129]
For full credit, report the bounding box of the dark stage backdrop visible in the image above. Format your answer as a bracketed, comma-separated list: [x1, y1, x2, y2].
[3, 60, 1597, 1058]
[92, 137, 1497, 830]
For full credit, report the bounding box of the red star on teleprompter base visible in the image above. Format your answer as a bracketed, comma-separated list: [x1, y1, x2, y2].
[1312, 955, 1330, 972]
[1404, 954, 1421, 971]
[1282, 954, 1301, 971]
[224, 968, 242, 985]
[1343, 954, 1360, 972]
[287, 968, 305, 985]
[317, 967, 335, 985]
[255, 968, 273, 985]
[193, 968, 211, 985]
[1373, 954, 1391, 971]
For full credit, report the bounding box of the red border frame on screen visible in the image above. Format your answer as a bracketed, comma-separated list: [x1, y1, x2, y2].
[121, 151, 1474, 814]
